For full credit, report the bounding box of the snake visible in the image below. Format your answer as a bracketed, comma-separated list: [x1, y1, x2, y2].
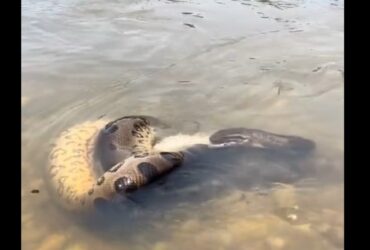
[47, 116, 315, 213]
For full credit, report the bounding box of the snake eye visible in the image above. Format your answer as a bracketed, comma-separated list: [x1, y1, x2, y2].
[114, 176, 137, 194]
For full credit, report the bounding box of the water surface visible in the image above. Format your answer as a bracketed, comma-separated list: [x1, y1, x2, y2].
[22, 0, 343, 249]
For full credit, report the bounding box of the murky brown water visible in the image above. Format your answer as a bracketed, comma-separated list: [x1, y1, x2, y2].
[22, 0, 343, 249]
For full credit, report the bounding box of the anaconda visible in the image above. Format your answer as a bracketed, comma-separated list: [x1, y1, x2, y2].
[47, 116, 315, 213]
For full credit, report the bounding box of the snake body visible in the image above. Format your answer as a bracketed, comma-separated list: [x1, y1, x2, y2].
[47, 116, 315, 213]
[48, 117, 183, 212]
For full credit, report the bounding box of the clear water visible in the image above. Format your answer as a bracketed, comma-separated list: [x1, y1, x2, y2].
[22, 0, 343, 249]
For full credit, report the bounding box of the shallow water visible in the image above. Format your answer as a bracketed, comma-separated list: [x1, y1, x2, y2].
[22, 0, 343, 249]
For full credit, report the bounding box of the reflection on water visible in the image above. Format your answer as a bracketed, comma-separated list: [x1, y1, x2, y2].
[22, 0, 343, 249]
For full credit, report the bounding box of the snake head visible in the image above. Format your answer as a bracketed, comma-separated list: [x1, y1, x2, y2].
[108, 152, 184, 196]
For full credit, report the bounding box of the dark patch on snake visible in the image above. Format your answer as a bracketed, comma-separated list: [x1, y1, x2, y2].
[138, 162, 159, 180]
[114, 177, 138, 194]
[88, 188, 94, 195]
[160, 152, 183, 165]
[97, 176, 105, 185]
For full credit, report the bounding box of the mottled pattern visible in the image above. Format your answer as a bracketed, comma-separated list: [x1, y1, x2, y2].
[138, 162, 159, 180]
[48, 120, 106, 211]
[47, 118, 183, 212]
[93, 117, 155, 172]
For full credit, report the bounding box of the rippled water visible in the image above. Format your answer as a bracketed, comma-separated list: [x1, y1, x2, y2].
[22, 0, 343, 249]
